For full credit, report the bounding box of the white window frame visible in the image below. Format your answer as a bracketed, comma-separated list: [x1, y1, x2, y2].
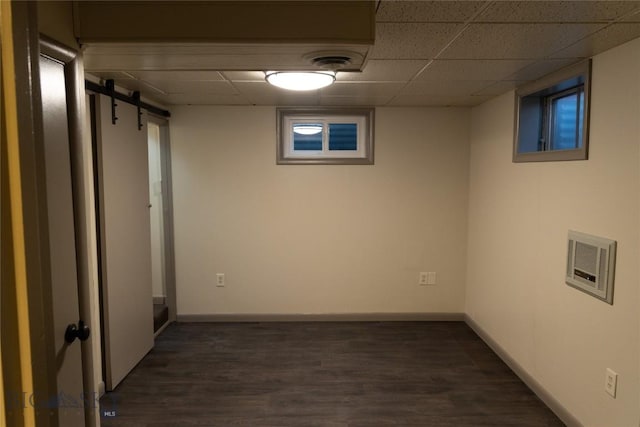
[277, 107, 374, 165]
[513, 60, 591, 163]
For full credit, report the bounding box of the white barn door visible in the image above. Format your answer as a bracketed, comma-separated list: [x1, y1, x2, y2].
[93, 93, 154, 390]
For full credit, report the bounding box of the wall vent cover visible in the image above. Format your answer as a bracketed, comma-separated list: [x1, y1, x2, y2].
[566, 230, 616, 304]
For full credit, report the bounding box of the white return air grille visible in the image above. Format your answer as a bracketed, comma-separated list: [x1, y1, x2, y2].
[566, 230, 616, 304]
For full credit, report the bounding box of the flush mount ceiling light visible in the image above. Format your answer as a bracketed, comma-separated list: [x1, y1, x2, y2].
[265, 71, 336, 91]
[293, 124, 323, 135]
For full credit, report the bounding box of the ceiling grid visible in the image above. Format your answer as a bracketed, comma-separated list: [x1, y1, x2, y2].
[83, 1, 640, 107]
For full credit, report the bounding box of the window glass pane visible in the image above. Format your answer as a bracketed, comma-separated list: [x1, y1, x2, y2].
[293, 124, 323, 151]
[517, 96, 544, 153]
[578, 89, 584, 145]
[278, 108, 373, 164]
[513, 60, 590, 162]
[328, 123, 357, 151]
[550, 91, 582, 150]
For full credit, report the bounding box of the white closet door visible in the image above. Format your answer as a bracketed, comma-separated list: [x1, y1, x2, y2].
[95, 94, 154, 390]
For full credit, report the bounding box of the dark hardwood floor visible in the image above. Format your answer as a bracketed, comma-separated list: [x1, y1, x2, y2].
[100, 321, 564, 426]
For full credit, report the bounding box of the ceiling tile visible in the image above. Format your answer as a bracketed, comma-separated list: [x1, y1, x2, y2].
[505, 58, 584, 81]
[164, 93, 251, 106]
[87, 71, 136, 80]
[369, 23, 465, 59]
[472, 80, 527, 96]
[621, 8, 640, 21]
[377, 1, 488, 23]
[322, 82, 406, 97]
[88, 79, 170, 105]
[319, 96, 395, 106]
[88, 77, 154, 95]
[139, 81, 170, 96]
[551, 23, 640, 58]
[389, 94, 493, 107]
[439, 23, 606, 59]
[138, 80, 238, 95]
[81, 3, 640, 107]
[336, 60, 428, 82]
[476, 1, 640, 23]
[415, 59, 534, 81]
[232, 81, 320, 106]
[129, 71, 225, 81]
[222, 71, 266, 81]
[400, 80, 495, 97]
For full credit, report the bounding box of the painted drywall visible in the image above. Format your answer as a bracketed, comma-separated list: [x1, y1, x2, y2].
[37, 1, 78, 50]
[170, 107, 469, 315]
[466, 38, 640, 426]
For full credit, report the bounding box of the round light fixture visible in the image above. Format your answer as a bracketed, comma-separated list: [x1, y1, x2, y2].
[265, 71, 335, 91]
[293, 125, 323, 135]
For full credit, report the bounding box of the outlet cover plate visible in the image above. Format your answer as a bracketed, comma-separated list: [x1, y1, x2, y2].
[605, 368, 618, 398]
[419, 272, 428, 286]
[216, 273, 225, 287]
[427, 272, 437, 285]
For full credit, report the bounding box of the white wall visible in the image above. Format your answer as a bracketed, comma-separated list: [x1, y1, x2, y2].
[170, 107, 470, 316]
[466, 38, 640, 426]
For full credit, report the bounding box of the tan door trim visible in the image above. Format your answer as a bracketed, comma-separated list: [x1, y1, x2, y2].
[1, 3, 7, 427]
[1, 1, 38, 424]
[1, 2, 58, 426]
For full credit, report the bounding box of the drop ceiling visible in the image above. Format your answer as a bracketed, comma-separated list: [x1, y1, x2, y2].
[83, 1, 640, 107]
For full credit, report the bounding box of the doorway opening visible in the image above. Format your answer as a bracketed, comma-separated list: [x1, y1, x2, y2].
[148, 119, 176, 334]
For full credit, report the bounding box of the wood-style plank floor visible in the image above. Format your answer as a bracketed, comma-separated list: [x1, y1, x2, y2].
[100, 321, 564, 426]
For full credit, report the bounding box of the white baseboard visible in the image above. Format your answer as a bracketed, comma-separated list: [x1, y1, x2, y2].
[464, 315, 582, 427]
[177, 312, 464, 322]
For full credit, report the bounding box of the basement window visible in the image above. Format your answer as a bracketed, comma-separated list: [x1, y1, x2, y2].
[277, 108, 374, 165]
[513, 60, 591, 162]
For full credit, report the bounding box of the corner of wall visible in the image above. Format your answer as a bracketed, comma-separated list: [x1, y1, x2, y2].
[465, 38, 640, 426]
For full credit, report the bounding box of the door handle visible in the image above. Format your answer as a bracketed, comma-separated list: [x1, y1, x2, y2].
[65, 320, 91, 344]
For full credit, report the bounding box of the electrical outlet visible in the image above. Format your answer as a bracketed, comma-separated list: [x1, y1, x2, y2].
[605, 368, 618, 398]
[216, 273, 225, 287]
[419, 272, 428, 285]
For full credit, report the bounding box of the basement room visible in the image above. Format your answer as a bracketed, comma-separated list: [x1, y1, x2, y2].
[1, 1, 639, 426]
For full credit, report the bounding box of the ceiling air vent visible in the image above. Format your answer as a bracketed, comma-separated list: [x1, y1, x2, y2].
[312, 56, 352, 67]
[304, 51, 363, 71]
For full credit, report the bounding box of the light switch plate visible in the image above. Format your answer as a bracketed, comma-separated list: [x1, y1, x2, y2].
[427, 272, 437, 285]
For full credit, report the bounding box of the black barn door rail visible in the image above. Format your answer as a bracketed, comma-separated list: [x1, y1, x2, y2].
[85, 79, 170, 129]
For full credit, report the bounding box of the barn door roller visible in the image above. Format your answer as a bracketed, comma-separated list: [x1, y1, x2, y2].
[85, 79, 171, 130]
[105, 79, 118, 125]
